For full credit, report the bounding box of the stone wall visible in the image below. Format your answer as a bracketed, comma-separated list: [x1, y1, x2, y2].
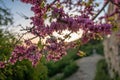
[103, 3, 120, 78]
[103, 32, 120, 78]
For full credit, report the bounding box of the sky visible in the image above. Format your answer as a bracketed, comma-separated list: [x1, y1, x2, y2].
[0, 0, 33, 32]
[1, 0, 107, 42]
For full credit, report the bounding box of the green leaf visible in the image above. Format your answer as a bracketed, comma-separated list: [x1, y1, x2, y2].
[43, 14, 47, 19]
[57, 3, 61, 8]
[95, 3, 99, 7]
[38, 40, 44, 49]
[41, 1, 45, 8]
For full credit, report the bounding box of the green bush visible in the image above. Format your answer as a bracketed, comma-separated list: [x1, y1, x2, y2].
[113, 72, 120, 80]
[0, 6, 48, 80]
[0, 60, 48, 80]
[0, 30, 48, 80]
[32, 62, 48, 80]
[79, 40, 104, 56]
[47, 59, 73, 77]
[47, 48, 79, 77]
[96, 43, 104, 55]
[94, 59, 111, 80]
[46, 61, 59, 77]
[53, 76, 63, 80]
[66, 48, 80, 60]
[63, 62, 78, 78]
[49, 75, 64, 80]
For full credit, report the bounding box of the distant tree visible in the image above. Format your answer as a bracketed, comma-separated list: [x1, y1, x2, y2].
[0, 1, 13, 26]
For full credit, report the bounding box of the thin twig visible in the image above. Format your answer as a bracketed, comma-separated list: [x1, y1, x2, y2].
[92, 0, 109, 20]
[61, 31, 73, 42]
[13, 32, 27, 46]
[26, 36, 38, 41]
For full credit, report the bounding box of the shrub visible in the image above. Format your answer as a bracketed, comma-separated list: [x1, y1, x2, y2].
[0, 30, 48, 80]
[66, 48, 80, 60]
[47, 48, 79, 77]
[32, 62, 48, 80]
[113, 72, 120, 80]
[53, 76, 63, 80]
[79, 40, 104, 56]
[0, 60, 48, 80]
[94, 59, 111, 80]
[47, 59, 73, 77]
[63, 62, 78, 78]
[95, 43, 104, 55]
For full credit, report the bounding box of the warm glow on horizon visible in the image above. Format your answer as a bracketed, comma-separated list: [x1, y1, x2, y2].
[23, 29, 83, 44]
[53, 30, 83, 42]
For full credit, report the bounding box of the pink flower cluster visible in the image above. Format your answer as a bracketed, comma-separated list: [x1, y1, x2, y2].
[27, 0, 112, 38]
[45, 37, 67, 61]
[0, 0, 117, 68]
[15, 0, 113, 65]
[0, 61, 6, 68]
[8, 40, 42, 67]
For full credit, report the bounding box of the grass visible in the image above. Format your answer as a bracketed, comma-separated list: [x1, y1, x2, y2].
[94, 59, 111, 80]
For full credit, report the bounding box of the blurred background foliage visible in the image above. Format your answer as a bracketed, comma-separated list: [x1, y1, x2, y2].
[94, 59, 120, 80]
[0, 1, 48, 80]
[94, 59, 111, 80]
[0, 28, 104, 80]
[0, 0, 13, 26]
[0, 0, 105, 80]
[79, 39, 104, 56]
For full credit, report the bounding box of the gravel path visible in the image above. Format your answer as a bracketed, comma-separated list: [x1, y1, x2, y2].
[65, 54, 103, 80]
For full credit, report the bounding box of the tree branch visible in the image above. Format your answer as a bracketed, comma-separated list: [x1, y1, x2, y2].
[13, 32, 27, 47]
[92, 0, 109, 20]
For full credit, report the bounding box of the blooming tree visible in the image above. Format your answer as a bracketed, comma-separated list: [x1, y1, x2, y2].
[0, 0, 120, 68]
